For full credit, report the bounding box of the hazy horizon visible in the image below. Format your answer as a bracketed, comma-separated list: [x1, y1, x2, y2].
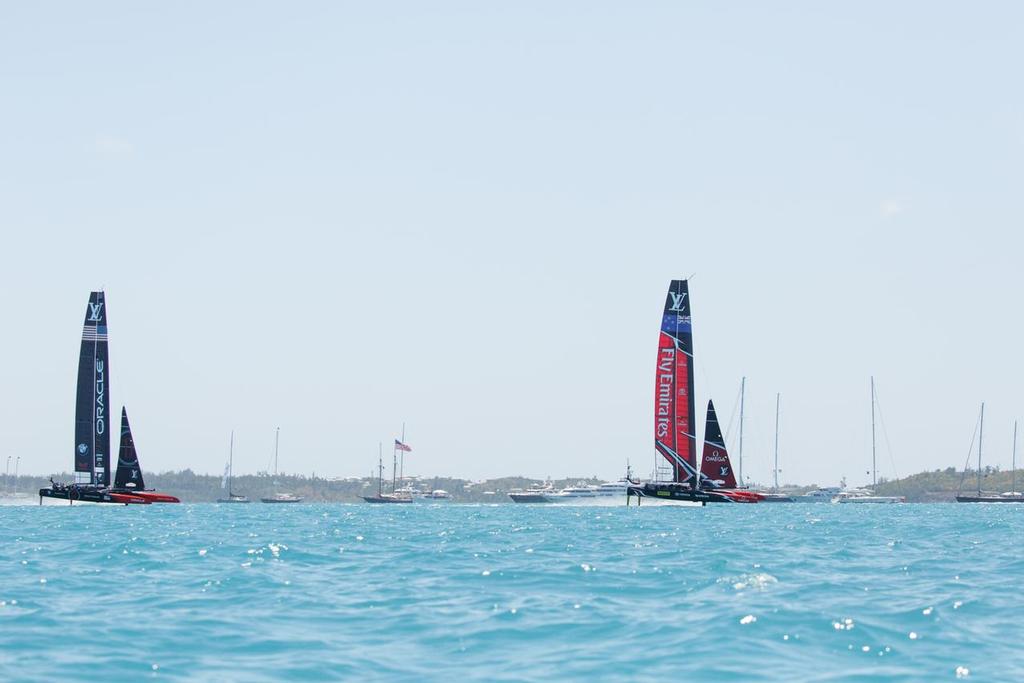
[3, 3, 1022, 486]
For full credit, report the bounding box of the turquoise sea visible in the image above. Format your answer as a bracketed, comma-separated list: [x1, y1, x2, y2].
[1, 502, 1021, 682]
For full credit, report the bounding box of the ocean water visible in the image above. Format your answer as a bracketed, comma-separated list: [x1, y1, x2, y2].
[1, 502, 1021, 682]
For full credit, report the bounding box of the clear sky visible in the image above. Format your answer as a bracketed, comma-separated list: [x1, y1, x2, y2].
[2, 2, 1022, 486]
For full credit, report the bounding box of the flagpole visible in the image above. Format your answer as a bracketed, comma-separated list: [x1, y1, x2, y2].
[399, 423, 406, 491]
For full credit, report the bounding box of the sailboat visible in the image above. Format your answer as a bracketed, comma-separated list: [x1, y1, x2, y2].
[834, 377, 904, 504]
[40, 292, 177, 505]
[756, 393, 795, 502]
[361, 442, 413, 503]
[217, 431, 250, 503]
[627, 280, 761, 505]
[956, 405, 1024, 503]
[261, 428, 303, 503]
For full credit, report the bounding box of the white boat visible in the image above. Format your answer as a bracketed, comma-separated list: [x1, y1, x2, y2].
[261, 492, 303, 504]
[423, 489, 451, 500]
[550, 483, 600, 499]
[549, 479, 632, 503]
[833, 488, 905, 504]
[508, 484, 555, 503]
[794, 486, 845, 503]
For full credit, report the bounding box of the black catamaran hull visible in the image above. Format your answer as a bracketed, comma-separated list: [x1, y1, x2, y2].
[626, 483, 767, 504]
[626, 483, 733, 505]
[38, 486, 151, 505]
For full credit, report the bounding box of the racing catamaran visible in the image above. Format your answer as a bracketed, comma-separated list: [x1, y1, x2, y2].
[39, 292, 178, 505]
[627, 280, 762, 505]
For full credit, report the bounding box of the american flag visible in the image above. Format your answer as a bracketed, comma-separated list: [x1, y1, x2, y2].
[394, 439, 412, 452]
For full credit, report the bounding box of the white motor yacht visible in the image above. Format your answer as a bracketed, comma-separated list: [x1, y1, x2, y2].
[794, 486, 844, 503]
[833, 488, 904, 504]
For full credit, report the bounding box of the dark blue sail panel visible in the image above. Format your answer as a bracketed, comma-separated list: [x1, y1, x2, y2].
[74, 291, 110, 485]
[114, 407, 145, 490]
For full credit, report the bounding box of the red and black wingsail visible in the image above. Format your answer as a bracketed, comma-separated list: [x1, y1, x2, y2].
[114, 407, 145, 490]
[74, 291, 110, 486]
[654, 280, 698, 483]
[700, 400, 738, 488]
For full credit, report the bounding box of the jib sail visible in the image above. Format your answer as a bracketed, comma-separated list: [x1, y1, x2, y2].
[74, 291, 110, 485]
[700, 399, 738, 488]
[114, 407, 145, 490]
[654, 280, 698, 483]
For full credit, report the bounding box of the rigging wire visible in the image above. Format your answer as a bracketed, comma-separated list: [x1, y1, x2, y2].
[956, 406, 983, 495]
[871, 384, 903, 497]
[723, 379, 743, 447]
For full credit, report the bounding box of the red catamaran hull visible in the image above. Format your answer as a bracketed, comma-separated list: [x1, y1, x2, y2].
[38, 487, 178, 505]
[116, 491, 180, 503]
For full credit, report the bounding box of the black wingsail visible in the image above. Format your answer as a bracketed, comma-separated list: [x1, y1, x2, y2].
[114, 407, 145, 490]
[74, 291, 110, 486]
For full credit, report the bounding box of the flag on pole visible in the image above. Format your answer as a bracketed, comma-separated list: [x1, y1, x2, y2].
[394, 439, 412, 452]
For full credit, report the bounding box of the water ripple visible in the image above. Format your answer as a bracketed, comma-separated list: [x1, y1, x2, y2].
[1, 504, 1022, 680]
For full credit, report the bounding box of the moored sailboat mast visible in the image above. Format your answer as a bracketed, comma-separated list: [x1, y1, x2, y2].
[773, 393, 780, 493]
[738, 377, 746, 487]
[977, 402, 985, 496]
[1013, 420, 1018, 496]
[870, 377, 877, 488]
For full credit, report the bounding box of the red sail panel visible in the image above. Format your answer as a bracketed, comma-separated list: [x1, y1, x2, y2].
[700, 399, 738, 488]
[654, 280, 697, 483]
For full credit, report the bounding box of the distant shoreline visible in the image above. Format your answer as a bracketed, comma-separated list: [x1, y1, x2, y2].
[2, 466, 1017, 503]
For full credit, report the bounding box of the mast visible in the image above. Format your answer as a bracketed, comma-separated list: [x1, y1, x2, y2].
[399, 423, 406, 490]
[392, 441, 397, 494]
[12, 457, 18, 496]
[977, 402, 984, 495]
[378, 442, 384, 497]
[229, 431, 234, 496]
[738, 377, 746, 487]
[1013, 420, 1018, 495]
[773, 393, 780, 492]
[3, 456, 8, 494]
[274, 427, 280, 477]
[870, 377, 877, 489]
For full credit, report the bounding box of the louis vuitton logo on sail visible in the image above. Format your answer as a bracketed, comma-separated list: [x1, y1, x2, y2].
[668, 292, 687, 311]
[88, 302, 104, 322]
